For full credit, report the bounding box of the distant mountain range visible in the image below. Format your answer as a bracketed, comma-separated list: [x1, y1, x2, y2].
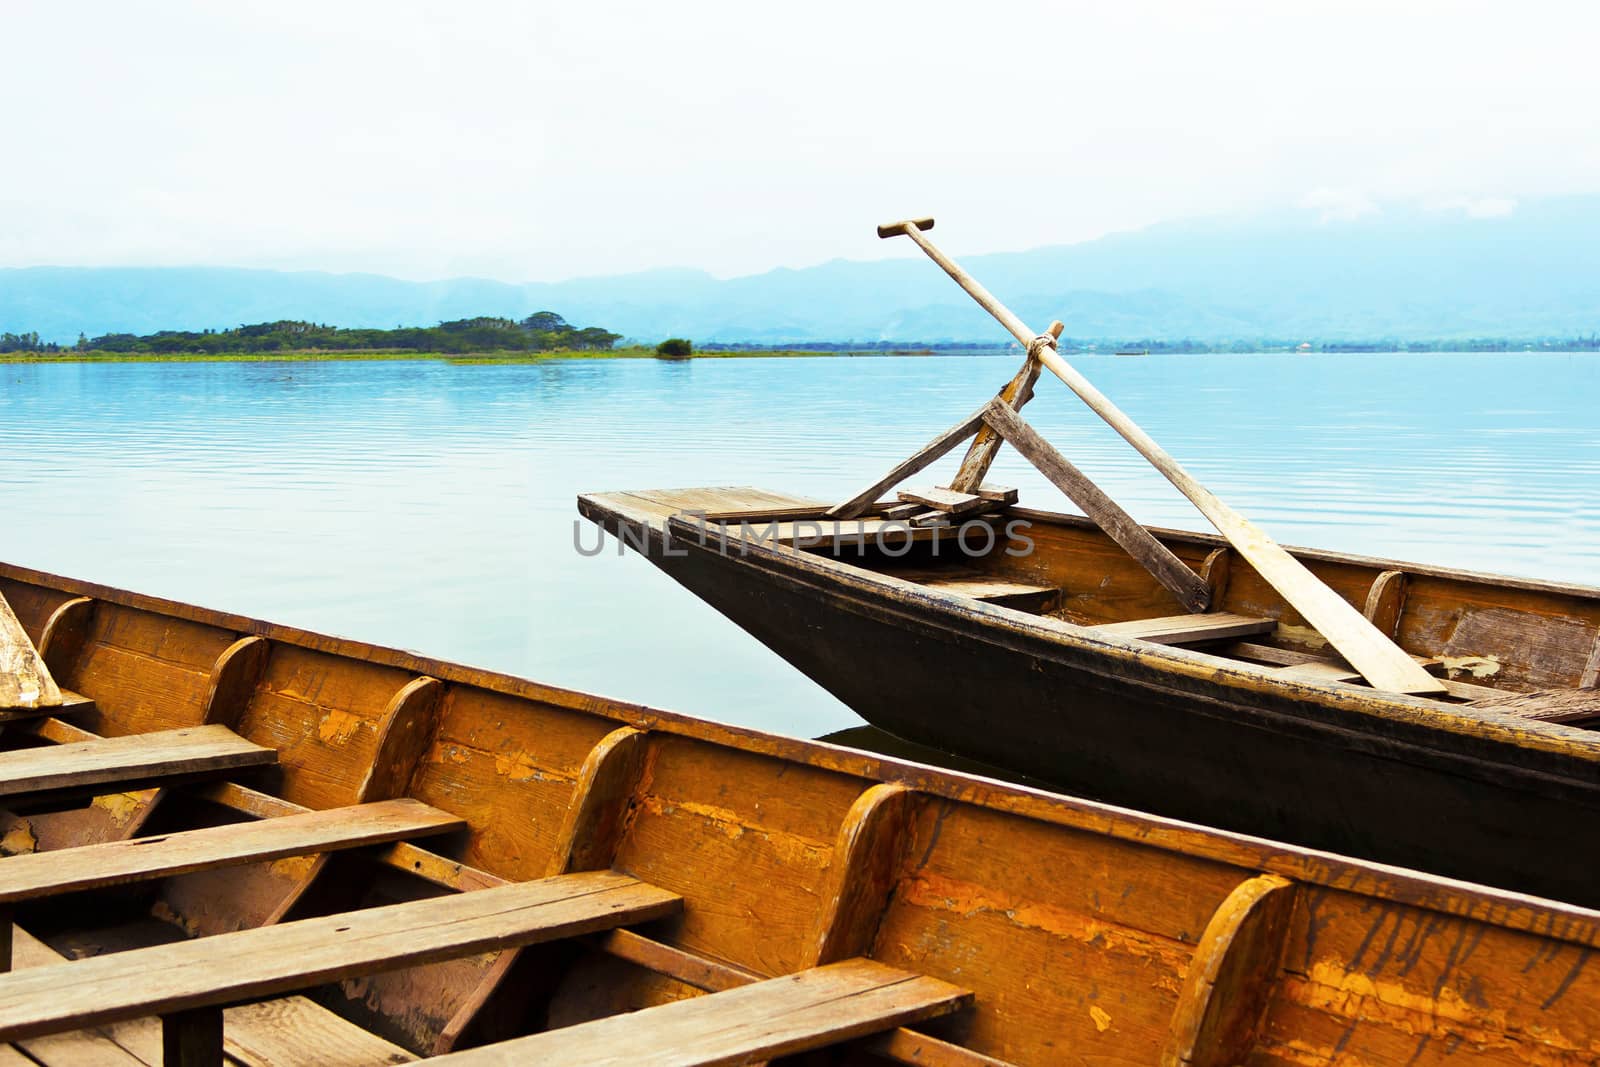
[5, 197, 1599, 345]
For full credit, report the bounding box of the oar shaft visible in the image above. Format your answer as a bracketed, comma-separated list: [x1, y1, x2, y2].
[901, 222, 1221, 517]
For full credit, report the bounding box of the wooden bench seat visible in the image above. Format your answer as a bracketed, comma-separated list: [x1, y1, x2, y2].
[431, 958, 971, 1066]
[0, 725, 275, 809]
[0, 870, 679, 1054]
[1089, 612, 1277, 646]
[0, 798, 464, 968]
[891, 569, 1059, 613]
[5, 923, 418, 1066]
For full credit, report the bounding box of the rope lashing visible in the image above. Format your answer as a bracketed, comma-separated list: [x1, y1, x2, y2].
[1026, 333, 1058, 359]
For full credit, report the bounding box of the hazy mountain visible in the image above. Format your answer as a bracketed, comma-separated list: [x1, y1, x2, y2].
[6, 197, 1599, 345]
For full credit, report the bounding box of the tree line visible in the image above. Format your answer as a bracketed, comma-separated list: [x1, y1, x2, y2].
[1, 312, 621, 355]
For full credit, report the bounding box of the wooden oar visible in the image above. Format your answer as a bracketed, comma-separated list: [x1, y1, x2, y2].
[879, 217, 1445, 695]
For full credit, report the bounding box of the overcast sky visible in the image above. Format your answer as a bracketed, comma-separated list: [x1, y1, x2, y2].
[5, 1, 1598, 281]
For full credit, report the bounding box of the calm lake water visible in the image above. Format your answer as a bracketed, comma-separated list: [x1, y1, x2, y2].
[2, 352, 1597, 739]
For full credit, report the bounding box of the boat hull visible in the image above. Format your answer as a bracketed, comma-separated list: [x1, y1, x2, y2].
[594, 516, 1600, 908]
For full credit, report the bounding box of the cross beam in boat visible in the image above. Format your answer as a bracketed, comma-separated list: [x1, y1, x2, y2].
[979, 399, 1212, 614]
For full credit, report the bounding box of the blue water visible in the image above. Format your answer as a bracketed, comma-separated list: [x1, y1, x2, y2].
[2, 353, 1598, 738]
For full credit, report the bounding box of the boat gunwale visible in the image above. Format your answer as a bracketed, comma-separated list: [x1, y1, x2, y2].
[7, 555, 1600, 954]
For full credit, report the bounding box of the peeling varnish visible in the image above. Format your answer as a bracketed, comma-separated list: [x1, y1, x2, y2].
[493, 751, 559, 783]
[1440, 654, 1501, 679]
[1089, 1005, 1112, 1032]
[896, 872, 1190, 977]
[0, 819, 38, 855]
[92, 792, 147, 826]
[317, 708, 364, 745]
[1280, 963, 1596, 1058]
[634, 794, 832, 868]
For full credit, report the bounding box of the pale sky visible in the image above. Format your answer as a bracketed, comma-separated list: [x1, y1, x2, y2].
[5, 1, 1598, 281]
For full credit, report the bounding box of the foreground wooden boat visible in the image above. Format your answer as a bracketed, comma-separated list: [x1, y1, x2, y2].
[3, 561, 1600, 1063]
[578, 486, 1600, 908]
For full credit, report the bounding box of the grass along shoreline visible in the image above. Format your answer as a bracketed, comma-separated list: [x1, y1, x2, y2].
[0, 346, 968, 365]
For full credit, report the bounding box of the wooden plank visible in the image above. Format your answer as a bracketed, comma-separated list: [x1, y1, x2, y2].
[825, 409, 988, 521]
[10, 920, 418, 1067]
[980, 400, 1212, 614]
[0, 871, 681, 1042]
[0, 590, 62, 709]
[222, 997, 419, 1065]
[700, 504, 831, 522]
[0, 724, 275, 801]
[953, 483, 1019, 507]
[1274, 657, 1440, 686]
[1091, 613, 1277, 646]
[1164, 875, 1295, 1067]
[594, 928, 761, 993]
[860, 1030, 1015, 1067]
[429, 958, 971, 1066]
[879, 502, 923, 521]
[0, 798, 464, 906]
[896, 486, 987, 517]
[915, 576, 1059, 613]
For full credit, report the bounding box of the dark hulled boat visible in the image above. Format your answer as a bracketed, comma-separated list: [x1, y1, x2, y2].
[579, 485, 1600, 907]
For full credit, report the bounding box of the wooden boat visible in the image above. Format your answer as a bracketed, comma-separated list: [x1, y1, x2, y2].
[3, 564, 1600, 1063]
[581, 219, 1600, 910]
[579, 485, 1600, 909]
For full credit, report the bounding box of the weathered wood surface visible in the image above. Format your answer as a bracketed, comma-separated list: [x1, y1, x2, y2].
[9, 558, 1600, 1064]
[980, 398, 1213, 613]
[960, 482, 1020, 506]
[884, 218, 1444, 695]
[0, 724, 275, 800]
[1092, 613, 1277, 645]
[1471, 687, 1600, 724]
[431, 959, 971, 1066]
[0, 590, 61, 710]
[948, 322, 1059, 494]
[896, 485, 988, 516]
[1163, 875, 1295, 1067]
[7, 917, 419, 1066]
[825, 409, 987, 521]
[0, 798, 462, 905]
[0, 872, 680, 1042]
[912, 574, 1059, 613]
